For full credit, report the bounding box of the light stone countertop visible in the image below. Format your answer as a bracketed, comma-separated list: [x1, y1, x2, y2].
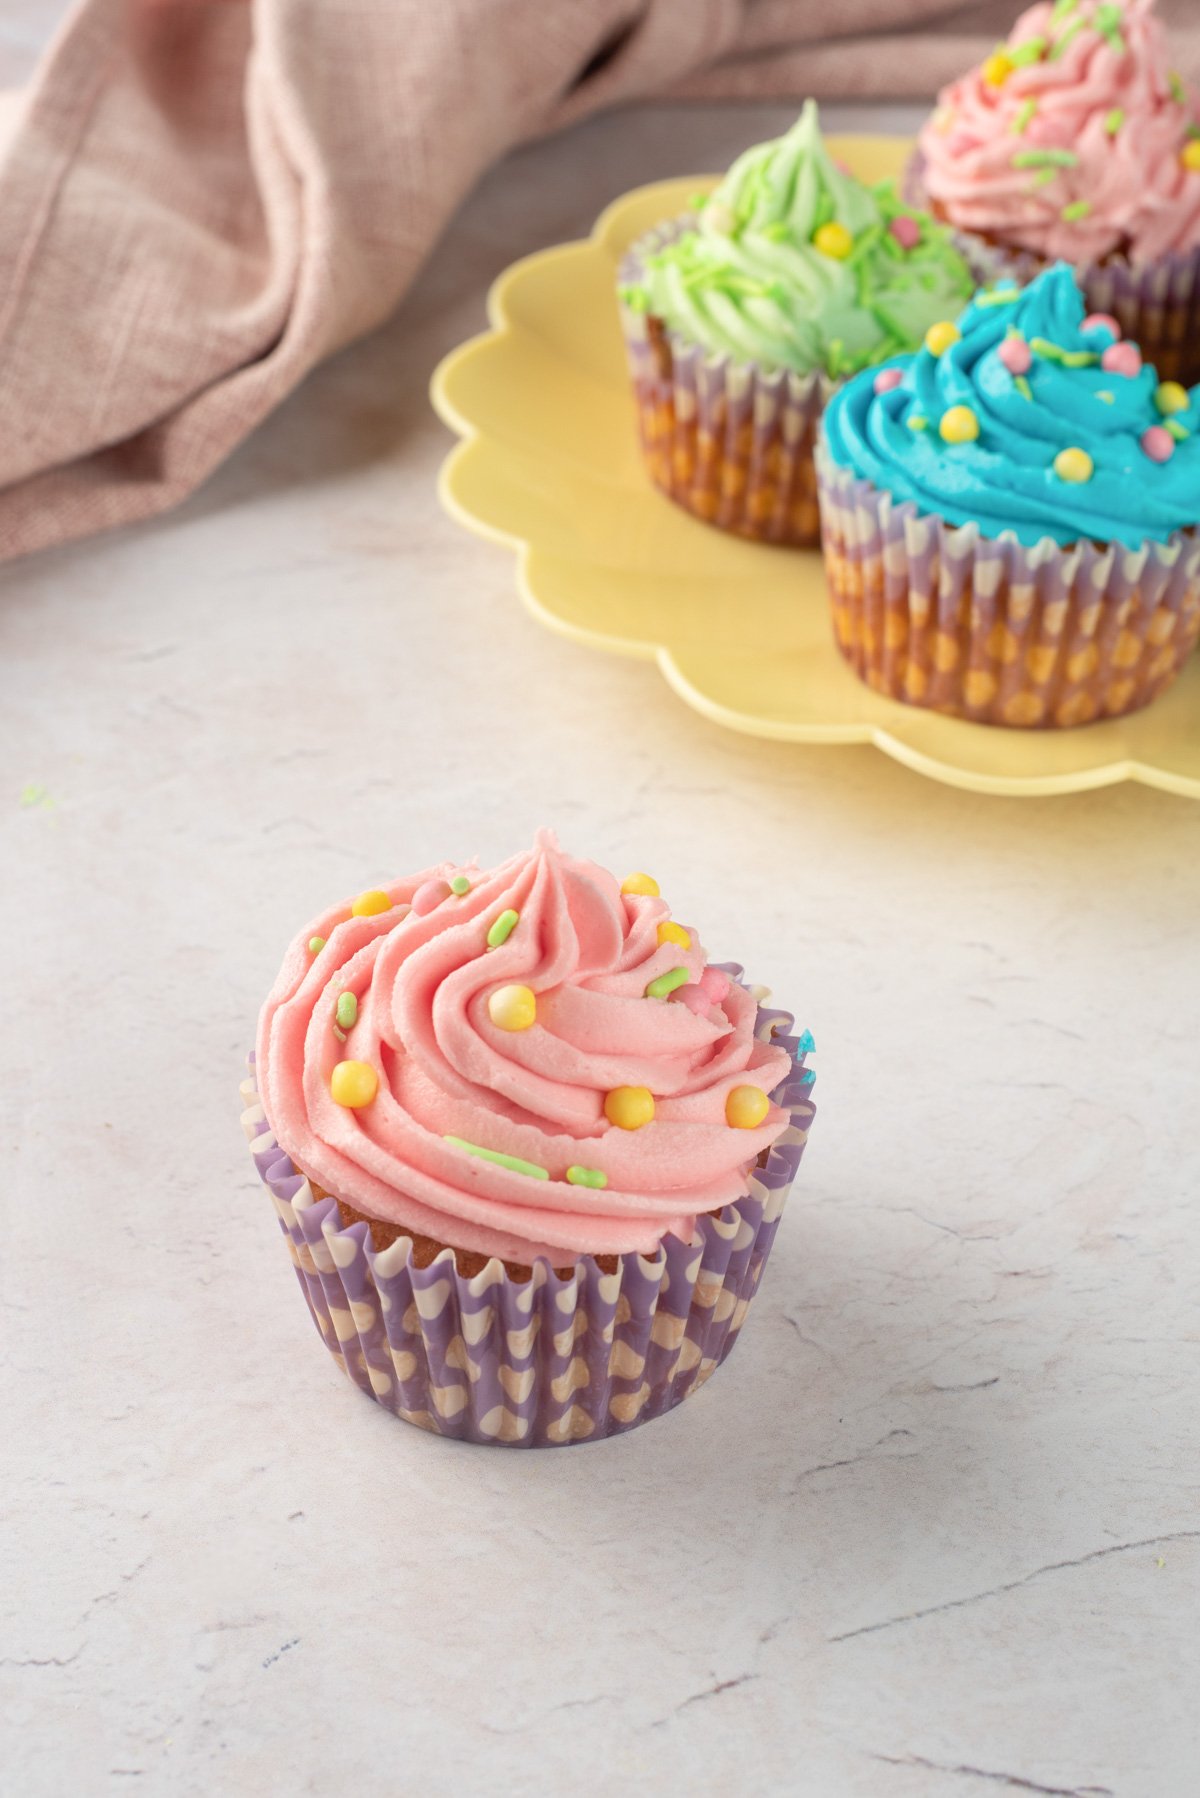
[3, 89, 1200, 1798]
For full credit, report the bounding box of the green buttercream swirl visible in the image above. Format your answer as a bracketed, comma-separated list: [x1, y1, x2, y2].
[621, 101, 975, 380]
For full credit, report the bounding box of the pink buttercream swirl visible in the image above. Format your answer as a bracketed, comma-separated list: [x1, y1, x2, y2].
[917, 0, 1200, 263]
[256, 833, 794, 1264]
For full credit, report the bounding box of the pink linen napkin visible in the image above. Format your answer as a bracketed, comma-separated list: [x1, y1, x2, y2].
[0, 0, 1197, 563]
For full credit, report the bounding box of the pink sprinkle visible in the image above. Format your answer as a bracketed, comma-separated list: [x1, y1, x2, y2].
[873, 366, 904, 394]
[699, 966, 731, 1003]
[674, 984, 711, 1015]
[1141, 424, 1174, 462]
[411, 878, 450, 916]
[1101, 341, 1142, 377]
[889, 215, 921, 250]
[1083, 312, 1121, 340]
[998, 336, 1032, 375]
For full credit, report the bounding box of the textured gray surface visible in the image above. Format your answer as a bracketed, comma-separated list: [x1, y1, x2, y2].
[3, 91, 1200, 1798]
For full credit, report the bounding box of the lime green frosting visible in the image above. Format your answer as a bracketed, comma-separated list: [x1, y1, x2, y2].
[622, 101, 975, 380]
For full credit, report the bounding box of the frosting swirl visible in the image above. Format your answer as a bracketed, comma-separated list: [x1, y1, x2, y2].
[821, 263, 1200, 550]
[917, 0, 1200, 263]
[256, 834, 795, 1265]
[622, 100, 973, 378]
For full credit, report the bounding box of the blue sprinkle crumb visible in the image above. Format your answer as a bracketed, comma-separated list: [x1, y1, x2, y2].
[796, 1028, 815, 1055]
[798, 1068, 815, 1084]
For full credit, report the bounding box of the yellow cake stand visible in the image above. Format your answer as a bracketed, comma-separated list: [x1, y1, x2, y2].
[431, 137, 1200, 798]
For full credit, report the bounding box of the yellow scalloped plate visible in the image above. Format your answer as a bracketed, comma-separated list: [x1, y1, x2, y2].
[431, 136, 1200, 798]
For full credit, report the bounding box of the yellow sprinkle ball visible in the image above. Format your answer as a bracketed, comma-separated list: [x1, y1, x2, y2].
[351, 888, 392, 917]
[939, 405, 980, 444]
[330, 1060, 379, 1108]
[657, 920, 692, 950]
[813, 222, 853, 260]
[487, 984, 537, 1032]
[725, 1085, 770, 1130]
[925, 320, 962, 358]
[1053, 446, 1094, 483]
[604, 1086, 656, 1131]
[620, 872, 660, 897]
[1181, 140, 1200, 173]
[1155, 380, 1190, 415]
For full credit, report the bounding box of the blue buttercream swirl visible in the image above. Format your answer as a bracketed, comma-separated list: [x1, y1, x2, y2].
[821, 264, 1200, 550]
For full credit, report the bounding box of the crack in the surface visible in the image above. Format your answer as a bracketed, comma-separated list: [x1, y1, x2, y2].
[650, 1671, 758, 1727]
[832, 1530, 1200, 1643]
[0, 1649, 82, 1669]
[867, 1751, 1113, 1796]
[793, 1429, 915, 1487]
[929, 1377, 1000, 1393]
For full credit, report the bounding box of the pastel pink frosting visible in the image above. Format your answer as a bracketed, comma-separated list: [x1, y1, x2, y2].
[917, 0, 1200, 263]
[255, 833, 793, 1265]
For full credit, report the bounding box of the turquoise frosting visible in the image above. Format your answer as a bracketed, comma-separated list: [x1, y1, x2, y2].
[821, 264, 1200, 550]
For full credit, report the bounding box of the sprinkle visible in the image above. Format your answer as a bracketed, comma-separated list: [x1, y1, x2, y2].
[621, 872, 660, 897]
[939, 405, 980, 444]
[1030, 337, 1097, 367]
[604, 1086, 656, 1131]
[813, 221, 854, 259]
[1049, 0, 1077, 20]
[1156, 381, 1191, 416]
[1030, 168, 1059, 190]
[1182, 142, 1200, 174]
[796, 1028, 816, 1054]
[1007, 36, 1047, 67]
[1101, 340, 1142, 377]
[975, 285, 1021, 306]
[1104, 107, 1125, 135]
[335, 991, 358, 1029]
[330, 1060, 378, 1108]
[1049, 14, 1086, 57]
[1011, 148, 1078, 168]
[933, 106, 954, 135]
[332, 1025, 346, 1043]
[1013, 99, 1038, 134]
[1166, 418, 1190, 442]
[906, 414, 929, 431]
[646, 966, 690, 999]
[487, 983, 537, 1031]
[1015, 375, 1033, 400]
[411, 879, 450, 916]
[982, 51, 1013, 87]
[1082, 312, 1121, 338]
[1093, 3, 1125, 52]
[1061, 199, 1093, 222]
[657, 920, 692, 950]
[351, 888, 391, 918]
[1096, 390, 1114, 402]
[998, 335, 1032, 374]
[1141, 425, 1174, 463]
[307, 935, 325, 955]
[444, 1136, 549, 1180]
[726, 1085, 770, 1130]
[566, 1166, 608, 1189]
[1169, 71, 1186, 104]
[873, 366, 904, 395]
[1054, 446, 1094, 483]
[449, 875, 471, 896]
[889, 215, 921, 250]
[799, 1068, 816, 1084]
[486, 908, 519, 948]
[924, 320, 961, 358]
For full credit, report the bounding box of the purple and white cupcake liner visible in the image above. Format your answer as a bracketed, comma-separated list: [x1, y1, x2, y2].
[240, 979, 817, 1448]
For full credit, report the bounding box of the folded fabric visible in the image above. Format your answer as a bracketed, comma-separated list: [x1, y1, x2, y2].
[0, 0, 1196, 562]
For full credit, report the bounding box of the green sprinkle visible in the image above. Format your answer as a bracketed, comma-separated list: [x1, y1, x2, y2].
[1096, 390, 1115, 403]
[1169, 71, 1185, 104]
[1061, 200, 1092, 222]
[449, 875, 471, 896]
[1014, 99, 1038, 135]
[619, 286, 649, 314]
[1094, 4, 1125, 52]
[1031, 168, 1059, 190]
[566, 1166, 608, 1190]
[976, 286, 1021, 306]
[761, 220, 791, 242]
[906, 415, 928, 431]
[645, 966, 690, 1000]
[1050, 15, 1087, 58]
[486, 908, 520, 948]
[1049, 0, 1077, 20]
[1166, 418, 1190, 441]
[1104, 107, 1125, 136]
[1008, 36, 1047, 66]
[308, 936, 325, 955]
[1012, 148, 1078, 168]
[335, 991, 358, 1030]
[1015, 376, 1033, 400]
[444, 1136, 549, 1181]
[1029, 337, 1097, 367]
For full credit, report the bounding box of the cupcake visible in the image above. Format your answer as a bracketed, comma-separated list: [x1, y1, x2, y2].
[912, 0, 1200, 383]
[241, 832, 816, 1447]
[618, 100, 975, 546]
[817, 264, 1200, 729]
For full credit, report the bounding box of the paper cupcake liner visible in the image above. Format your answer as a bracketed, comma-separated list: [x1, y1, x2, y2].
[619, 220, 834, 546]
[816, 449, 1200, 729]
[240, 976, 817, 1448]
[906, 150, 1200, 385]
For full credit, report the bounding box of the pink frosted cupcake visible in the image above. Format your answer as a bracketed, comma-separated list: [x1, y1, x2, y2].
[241, 833, 816, 1447]
[912, 0, 1200, 382]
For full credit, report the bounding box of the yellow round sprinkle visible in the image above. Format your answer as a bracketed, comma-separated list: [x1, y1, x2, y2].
[813, 221, 853, 260]
[487, 983, 537, 1031]
[939, 405, 980, 444]
[351, 888, 392, 918]
[726, 1084, 770, 1130]
[1181, 140, 1200, 173]
[657, 920, 692, 950]
[604, 1086, 656, 1131]
[1155, 380, 1190, 415]
[925, 320, 962, 358]
[620, 872, 660, 897]
[330, 1060, 379, 1108]
[1053, 446, 1093, 483]
[982, 51, 1013, 86]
